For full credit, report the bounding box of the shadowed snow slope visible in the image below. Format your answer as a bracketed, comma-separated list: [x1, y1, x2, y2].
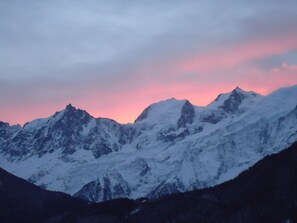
[0, 85, 297, 202]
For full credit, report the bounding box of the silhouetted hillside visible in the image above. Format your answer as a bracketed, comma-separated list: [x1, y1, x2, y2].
[0, 168, 85, 223]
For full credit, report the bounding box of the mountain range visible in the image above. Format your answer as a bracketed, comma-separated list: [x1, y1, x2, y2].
[1, 85, 297, 202]
[1, 141, 297, 223]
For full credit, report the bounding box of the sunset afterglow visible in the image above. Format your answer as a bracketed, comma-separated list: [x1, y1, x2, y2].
[0, 1, 296, 125]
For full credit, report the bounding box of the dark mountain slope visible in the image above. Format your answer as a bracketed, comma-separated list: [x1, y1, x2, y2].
[127, 141, 297, 223]
[0, 168, 85, 223]
[0, 167, 139, 223]
[59, 198, 139, 223]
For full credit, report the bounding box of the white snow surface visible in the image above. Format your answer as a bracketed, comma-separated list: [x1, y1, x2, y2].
[136, 98, 186, 124]
[1, 85, 297, 201]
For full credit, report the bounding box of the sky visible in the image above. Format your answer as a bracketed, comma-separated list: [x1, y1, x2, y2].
[0, 0, 297, 125]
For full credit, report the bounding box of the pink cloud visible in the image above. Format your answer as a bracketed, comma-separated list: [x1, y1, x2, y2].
[172, 35, 297, 74]
[282, 62, 297, 71]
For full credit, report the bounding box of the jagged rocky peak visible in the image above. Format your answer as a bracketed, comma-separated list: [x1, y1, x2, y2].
[22, 104, 90, 132]
[64, 103, 75, 112]
[20, 104, 95, 157]
[52, 103, 92, 124]
[63, 103, 85, 116]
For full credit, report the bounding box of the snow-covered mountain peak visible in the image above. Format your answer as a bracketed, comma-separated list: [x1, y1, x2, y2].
[248, 84, 297, 120]
[65, 103, 75, 110]
[208, 87, 261, 113]
[231, 86, 260, 98]
[53, 104, 92, 124]
[60, 103, 88, 116]
[135, 98, 188, 125]
[23, 104, 92, 131]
